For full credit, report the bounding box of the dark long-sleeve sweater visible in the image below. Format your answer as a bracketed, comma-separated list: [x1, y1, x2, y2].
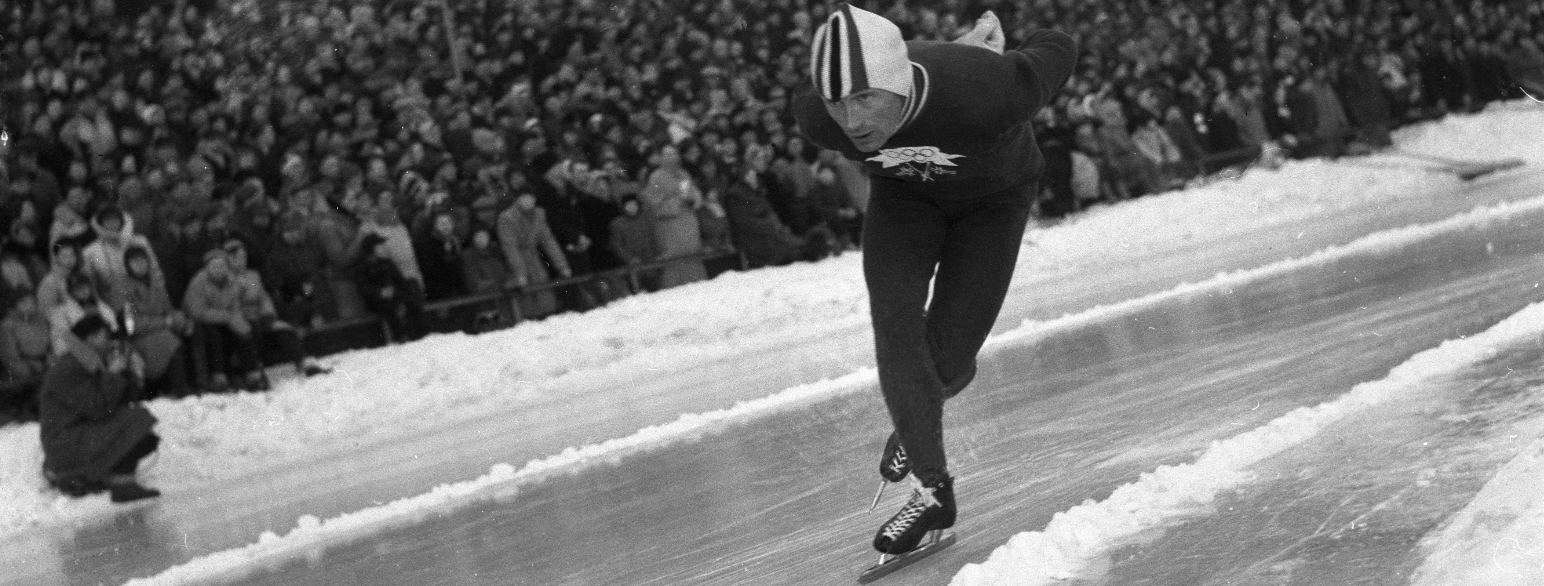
[795, 30, 1077, 199]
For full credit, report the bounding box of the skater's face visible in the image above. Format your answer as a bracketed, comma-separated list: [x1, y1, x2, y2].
[823, 88, 905, 153]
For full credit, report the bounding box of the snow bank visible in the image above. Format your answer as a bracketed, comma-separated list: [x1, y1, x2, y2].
[1409, 438, 1544, 586]
[950, 304, 1544, 586]
[1023, 101, 1544, 277]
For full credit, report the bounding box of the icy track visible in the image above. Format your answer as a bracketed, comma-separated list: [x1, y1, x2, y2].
[0, 102, 1541, 585]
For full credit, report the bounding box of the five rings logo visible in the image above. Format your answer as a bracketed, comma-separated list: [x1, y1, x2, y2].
[866, 146, 965, 181]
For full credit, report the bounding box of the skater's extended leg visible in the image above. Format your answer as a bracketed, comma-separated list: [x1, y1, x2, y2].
[864, 189, 951, 477]
[926, 188, 1035, 400]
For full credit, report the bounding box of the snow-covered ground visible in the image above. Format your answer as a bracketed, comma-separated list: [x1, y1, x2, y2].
[4, 101, 1543, 586]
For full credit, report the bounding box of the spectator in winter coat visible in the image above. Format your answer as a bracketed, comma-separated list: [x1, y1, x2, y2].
[1070, 125, 1107, 205]
[183, 241, 324, 392]
[1504, 36, 1544, 98]
[39, 314, 160, 503]
[49, 273, 115, 359]
[459, 228, 511, 296]
[49, 187, 93, 249]
[809, 164, 861, 250]
[695, 187, 736, 254]
[4, 220, 51, 286]
[1092, 98, 1159, 198]
[103, 246, 191, 398]
[723, 161, 820, 268]
[496, 192, 568, 318]
[357, 233, 427, 342]
[414, 212, 466, 302]
[36, 241, 82, 315]
[609, 195, 661, 292]
[263, 211, 333, 329]
[304, 190, 367, 321]
[0, 292, 51, 420]
[354, 202, 428, 313]
[354, 203, 424, 286]
[82, 208, 165, 300]
[638, 145, 706, 288]
[1338, 54, 1395, 150]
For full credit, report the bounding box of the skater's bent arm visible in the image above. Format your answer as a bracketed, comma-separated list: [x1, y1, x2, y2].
[1006, 29, 1078, 116]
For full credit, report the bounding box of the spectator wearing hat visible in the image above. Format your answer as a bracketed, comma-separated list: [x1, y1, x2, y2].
[414, 211, 468, 302]
[497, 191, 569, 318]
[183, 241, 324, 392]
[299, 188, 368, 321]
[459, 227, 511, 296]
[723, 148, 823, 268]
[103, 245, 192, 398]
[38, 314, 160, 503]
[609, 194, 662, 293]
[357, 233, 427, 342]
[82, 207, 165, 296]
[638, 143, 707, 289]
[353, 202, 425, 304]
[263, 210, 334, 330]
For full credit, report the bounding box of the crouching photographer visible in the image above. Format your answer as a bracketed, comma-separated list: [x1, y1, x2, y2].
[39, 314, 161, 503]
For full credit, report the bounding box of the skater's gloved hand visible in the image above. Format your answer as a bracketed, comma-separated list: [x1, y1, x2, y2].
[953, 11, 1005, 54]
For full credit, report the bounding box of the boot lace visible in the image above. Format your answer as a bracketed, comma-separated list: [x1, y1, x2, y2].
[883, 442, 909, 478]
[879, 478, 940, 541]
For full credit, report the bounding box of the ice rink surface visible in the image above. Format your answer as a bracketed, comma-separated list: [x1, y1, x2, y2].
[6, 162, 1544, 586]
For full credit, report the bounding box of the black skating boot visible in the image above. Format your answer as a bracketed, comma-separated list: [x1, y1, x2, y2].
[879, 431, 910, 481]
[869, 431, 912, 510]
[873, 472, 955, 555]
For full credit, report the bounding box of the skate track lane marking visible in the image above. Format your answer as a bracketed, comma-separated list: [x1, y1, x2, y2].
[121, 193, 1544, 586]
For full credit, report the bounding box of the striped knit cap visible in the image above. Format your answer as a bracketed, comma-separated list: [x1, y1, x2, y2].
[810, 3, 912, 102]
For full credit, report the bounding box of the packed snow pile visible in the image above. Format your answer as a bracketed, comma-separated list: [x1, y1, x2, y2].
[1023, 101, 1544, 276]
[0, 102, 1540, 567]
[1409, 439, 1544, 586]
[951, 300, 1544, 586]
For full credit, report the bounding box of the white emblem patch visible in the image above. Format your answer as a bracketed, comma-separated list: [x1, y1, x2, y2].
[866, 146, 964, 181]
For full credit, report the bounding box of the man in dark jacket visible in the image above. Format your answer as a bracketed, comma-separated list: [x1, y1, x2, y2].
[723, 148, 828, 268]
[357, 233, 426, 342]
[39, 314, 160, 503]
[794, 5, 1074, 556]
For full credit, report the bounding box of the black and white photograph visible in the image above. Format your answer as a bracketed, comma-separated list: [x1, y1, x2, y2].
[1, 0, 1543, 584]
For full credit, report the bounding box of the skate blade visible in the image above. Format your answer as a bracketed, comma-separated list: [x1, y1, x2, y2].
[857, 532, 957, 584]
[869, 481, 887, 512]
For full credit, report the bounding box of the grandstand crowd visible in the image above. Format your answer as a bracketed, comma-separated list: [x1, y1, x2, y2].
[2, 0, 1543, 423]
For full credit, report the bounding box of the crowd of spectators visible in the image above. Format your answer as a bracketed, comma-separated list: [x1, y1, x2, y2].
[1, 0, 1542, 422]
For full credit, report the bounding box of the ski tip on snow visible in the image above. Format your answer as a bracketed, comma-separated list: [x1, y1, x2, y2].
[858, 532, 958, 584]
